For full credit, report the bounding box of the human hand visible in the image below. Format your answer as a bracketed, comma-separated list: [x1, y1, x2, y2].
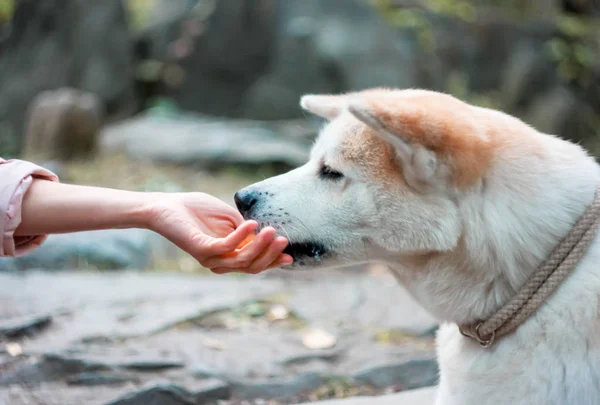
[144, 192, 293, 274]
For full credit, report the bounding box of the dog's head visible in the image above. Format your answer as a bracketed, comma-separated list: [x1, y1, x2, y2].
[234, 88, 504, 268]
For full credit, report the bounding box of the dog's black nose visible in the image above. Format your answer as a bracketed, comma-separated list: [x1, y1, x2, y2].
[234, 190, 258, 216]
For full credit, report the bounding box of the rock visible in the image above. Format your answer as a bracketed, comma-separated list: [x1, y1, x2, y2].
[66, 371, 139, 386]
[302, 0, 418, 90]
[353, 359, 438, 390]
[103, 384, 201, 405]
[296, 386, 438, 405]
[191, 364, 223, 380]
[0, 270, 284, 344]
[288, 275, 438, 335]
[241, 16, 341, 120]
[0, 353, 109, 386]
[279, 349, 342, 366]
[231, 372, 325, 400]
[0, 228, 169, 272]
[121, 361, 185, 372]
[99, 114, 316, 170]
[23, 88, 104, 162]
[0, 270, 439, 403]
[242, 0, 417, 120]
[0, 314, 52, 339]
[103, 382, 231, 405]
[0, 0, 136, 157]
[193, 380, 231, 402]
[142, 0, 277, 117]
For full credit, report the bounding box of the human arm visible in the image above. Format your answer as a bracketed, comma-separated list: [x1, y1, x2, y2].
[3, 160, 291, 273]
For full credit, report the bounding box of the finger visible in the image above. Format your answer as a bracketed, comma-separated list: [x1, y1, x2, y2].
[245, 237, 290, 274]
[268, 254, 294, 269]
[228, 209, 245, 227]
[209, 252, 293, 275]
[209, 267, 234, 275]
[201, 227, 277, 269]
[200, 220, 258, 256]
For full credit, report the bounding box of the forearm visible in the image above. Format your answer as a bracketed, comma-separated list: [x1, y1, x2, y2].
[15, 179, 152, 236]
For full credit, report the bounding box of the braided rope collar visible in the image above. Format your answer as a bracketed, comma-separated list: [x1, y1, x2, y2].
[459, 187, 600, 348]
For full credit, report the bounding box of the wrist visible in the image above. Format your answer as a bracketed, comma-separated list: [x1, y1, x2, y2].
[130, 192, 167, 231]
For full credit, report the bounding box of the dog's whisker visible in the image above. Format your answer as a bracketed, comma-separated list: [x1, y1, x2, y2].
[289, 214, 318, 242]
[278, 224, 293, 245]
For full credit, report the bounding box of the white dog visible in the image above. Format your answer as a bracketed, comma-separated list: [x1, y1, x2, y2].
[234, 88, 600, 405]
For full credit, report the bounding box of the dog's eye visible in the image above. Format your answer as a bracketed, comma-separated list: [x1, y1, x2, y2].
[319, 165, 344, 181]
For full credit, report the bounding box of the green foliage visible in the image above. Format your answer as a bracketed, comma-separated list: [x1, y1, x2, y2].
[373, 1, 436, 51]
[374, 0, 477, 23]
[445, 71, 500, 109]
[544, 14, 598, 86]
[422, 0, 477, 22]
[557, 14, 594, 38]
[124, 0, 156, 31]
[0, 0, 13, 23]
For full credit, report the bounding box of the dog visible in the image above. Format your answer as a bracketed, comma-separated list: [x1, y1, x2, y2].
[234, 88, 600, 405]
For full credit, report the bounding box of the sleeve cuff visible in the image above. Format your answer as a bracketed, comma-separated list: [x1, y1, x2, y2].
[0, 159, 59, 257]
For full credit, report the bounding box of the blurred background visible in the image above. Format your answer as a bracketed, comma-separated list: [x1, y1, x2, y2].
[0, 0, 598, 404]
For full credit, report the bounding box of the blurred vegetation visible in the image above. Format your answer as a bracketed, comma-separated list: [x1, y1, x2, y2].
[125, 0, 157, 31]
[374, 0, 600, 101]
[0, 0, 157, 31]
[0, 0, 13, 23]
[546, 15, 598, 85]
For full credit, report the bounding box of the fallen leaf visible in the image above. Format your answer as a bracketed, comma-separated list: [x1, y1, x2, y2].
[302, 328, 337, 350]
[202, 338, 226, 351]
[267, 304, 289, 321]
[5, 343, 22, 357]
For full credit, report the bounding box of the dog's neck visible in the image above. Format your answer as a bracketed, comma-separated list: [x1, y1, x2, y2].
[386, 137, 600, 325]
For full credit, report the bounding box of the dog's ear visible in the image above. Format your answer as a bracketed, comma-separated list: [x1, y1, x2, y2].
[300, 94, 346, 120]
[347, 96, 490, 190]
[348, 99, 440, 190]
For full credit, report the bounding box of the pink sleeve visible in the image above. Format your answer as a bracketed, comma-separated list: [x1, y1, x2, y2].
[0, 158, 59, 257]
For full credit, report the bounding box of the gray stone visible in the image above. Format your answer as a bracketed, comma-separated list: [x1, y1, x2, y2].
[121, 361, 185, 372]
[281, 0, 418, 90]
[100, 114, 316, 169]
[102, 382, 231, 405]
[0, 0, 136, 157]
[278, 349, 342, 366]
[241, 16, 340, 120]
[0, 353, 109, 386]
[296, 386, 437, 405]
[0, 271, 284, 346]
[0, 270, 439, 403]
[0, 314, 52, 339]
[288, 272, 438, 335]
[242, 0, 417, 120]
[103, 384, 203, 405]
[194, 380, 232, 403]
[142, 0, 277, 117]
[353, 359, 438, 390]
[231, 372, 325, 400]
[66, 372, 139, 386]
[23, 88, 104, 162]
[0, 228, 169, 272]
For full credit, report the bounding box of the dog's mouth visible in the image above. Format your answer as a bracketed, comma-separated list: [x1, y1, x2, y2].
[283, 241, 327, 262]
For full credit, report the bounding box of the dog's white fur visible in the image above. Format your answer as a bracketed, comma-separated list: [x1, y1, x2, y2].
[236, 88, 600, 404]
